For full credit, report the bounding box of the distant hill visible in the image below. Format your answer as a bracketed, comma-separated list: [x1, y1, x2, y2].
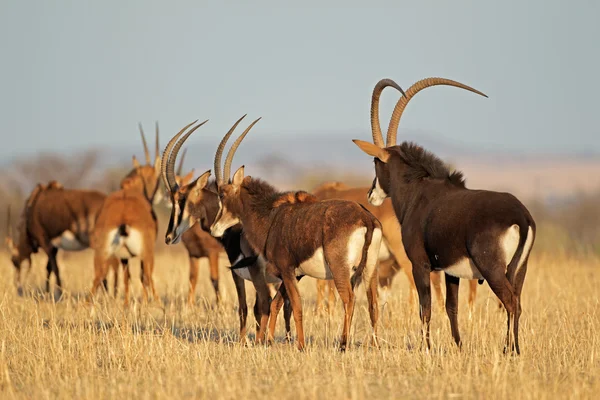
[3, 129, 599, 202]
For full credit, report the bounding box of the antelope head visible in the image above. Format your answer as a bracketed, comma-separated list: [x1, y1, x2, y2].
[210, 116, 261, 238]
[124, 121, 163, 204]
[160, 120, 212, 245]
[353, 77, 487, 206]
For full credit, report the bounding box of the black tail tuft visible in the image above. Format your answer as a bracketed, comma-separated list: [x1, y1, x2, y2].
[118, 224, 129, 237]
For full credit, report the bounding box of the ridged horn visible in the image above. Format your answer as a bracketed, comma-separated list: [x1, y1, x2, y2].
[386, 77, 488, 147]
[166, 120, 209, 191]
[161, 120, 198, 192]
[214, 115, 247, 186]
[371, 79, 406, 148]
[223, 117, 262, 182]
[138, 123, 151, 164]
[176, 148, 187, 176]
[155, 121, 160, 161]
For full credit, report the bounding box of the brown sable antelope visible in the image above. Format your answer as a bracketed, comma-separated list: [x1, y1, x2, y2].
[205, 116, 383, 352]
[353, 77, 536, 354]
[160, 117, 286, 344]
[89, 122, 164, 306]
[172, 148, 225, 305]
[17, 181, 120, 299]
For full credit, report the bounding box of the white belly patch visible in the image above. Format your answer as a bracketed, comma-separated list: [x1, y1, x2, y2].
[51, 230, 86, 251]
[444, 258, 483, 280]
[296, 247, 332, 280]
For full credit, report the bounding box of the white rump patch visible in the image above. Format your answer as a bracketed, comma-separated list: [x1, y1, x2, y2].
[516, 226, 534, 277]
[347, 227, 367, 267]
[363, 228, 383, 285]
[297, 247, 332, 280]
[368, 179, 386, 206]
[445, 258, 483, 280]
[51, 230, 86, 251]
[501, 224, 521, 269]
[106, 227, 144, 259]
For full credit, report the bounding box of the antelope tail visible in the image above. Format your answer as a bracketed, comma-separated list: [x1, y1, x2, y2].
[118, 224, 130, 238]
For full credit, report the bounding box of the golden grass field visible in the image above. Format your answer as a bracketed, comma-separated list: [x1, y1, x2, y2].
[0, 246, 598, 399]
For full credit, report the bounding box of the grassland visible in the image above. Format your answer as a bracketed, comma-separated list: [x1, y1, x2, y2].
[0, 247, 598, 399]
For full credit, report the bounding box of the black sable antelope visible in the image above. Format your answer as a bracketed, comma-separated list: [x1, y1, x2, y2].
[203, 116, 383, 351]
[353, 77, 536, 354]
[160, 118, 288, 344]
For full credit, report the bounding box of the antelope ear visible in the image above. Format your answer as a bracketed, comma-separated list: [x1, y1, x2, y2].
[181, 169, 195, 186]
[193, 170, 211, 193]
[352, 140, 390, 163]
[232, 165, 245, 186]
[132, 155, 141, 168]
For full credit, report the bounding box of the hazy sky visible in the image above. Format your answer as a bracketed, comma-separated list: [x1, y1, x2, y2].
[1, 0, 599, 160]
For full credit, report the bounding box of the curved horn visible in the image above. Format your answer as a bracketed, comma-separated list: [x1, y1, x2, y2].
[386, 77, 488, 147]
[214, 114, 247, 186]
[138, 123, 151, 164]
[166, 120, 209, 191]
[155, 121, 160, 161]
[176, 148, 187, 176]
[371, 79, 406, 148]
[223, 117, 262, 182]
[161, 120, 198, 192]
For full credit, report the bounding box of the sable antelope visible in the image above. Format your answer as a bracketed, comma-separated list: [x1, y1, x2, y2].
[160, 118, 285, 344]
[353, 77, 536, 354]
[18, 181, 119, 298]
[172, 149, 224, 305]
[89, 123, 164, 306]
[203, 116, 383, 351]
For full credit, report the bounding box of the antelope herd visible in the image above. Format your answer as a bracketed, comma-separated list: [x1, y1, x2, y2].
[3, 76, 536, 354]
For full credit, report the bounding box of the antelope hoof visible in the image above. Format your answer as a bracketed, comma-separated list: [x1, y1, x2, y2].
[16, 287, 24, 297]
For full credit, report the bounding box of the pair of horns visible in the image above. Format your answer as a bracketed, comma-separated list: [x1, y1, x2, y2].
[370, 77, 488, 148]
[214, 115, 262, 186]
[161, 120, 209, 192]
[138, 121, 161, 164]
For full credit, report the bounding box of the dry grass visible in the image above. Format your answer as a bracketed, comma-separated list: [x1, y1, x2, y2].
[0, 248, 598, 399]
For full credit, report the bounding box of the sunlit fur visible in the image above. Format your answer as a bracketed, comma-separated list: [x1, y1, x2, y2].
[12, 182, 118, 298]
[212, 170, 383, 351]
[91, 167, 160, 306]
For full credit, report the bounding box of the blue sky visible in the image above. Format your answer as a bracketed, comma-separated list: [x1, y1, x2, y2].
[1, 0, 599, 159]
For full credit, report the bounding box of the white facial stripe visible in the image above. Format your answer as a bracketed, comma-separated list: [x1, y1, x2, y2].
[210, 205, 239, 237]
[368, 178, 387, 206]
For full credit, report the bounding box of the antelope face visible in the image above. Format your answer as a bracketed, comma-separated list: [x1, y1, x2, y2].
[210, 167, 244, 238]
[165, 171, 211, 245]
[352, 140, 391, 207]
[368, 158, 391, 206]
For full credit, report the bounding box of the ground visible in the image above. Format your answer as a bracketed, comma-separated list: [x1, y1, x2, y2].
[0, 248, 598, 399]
